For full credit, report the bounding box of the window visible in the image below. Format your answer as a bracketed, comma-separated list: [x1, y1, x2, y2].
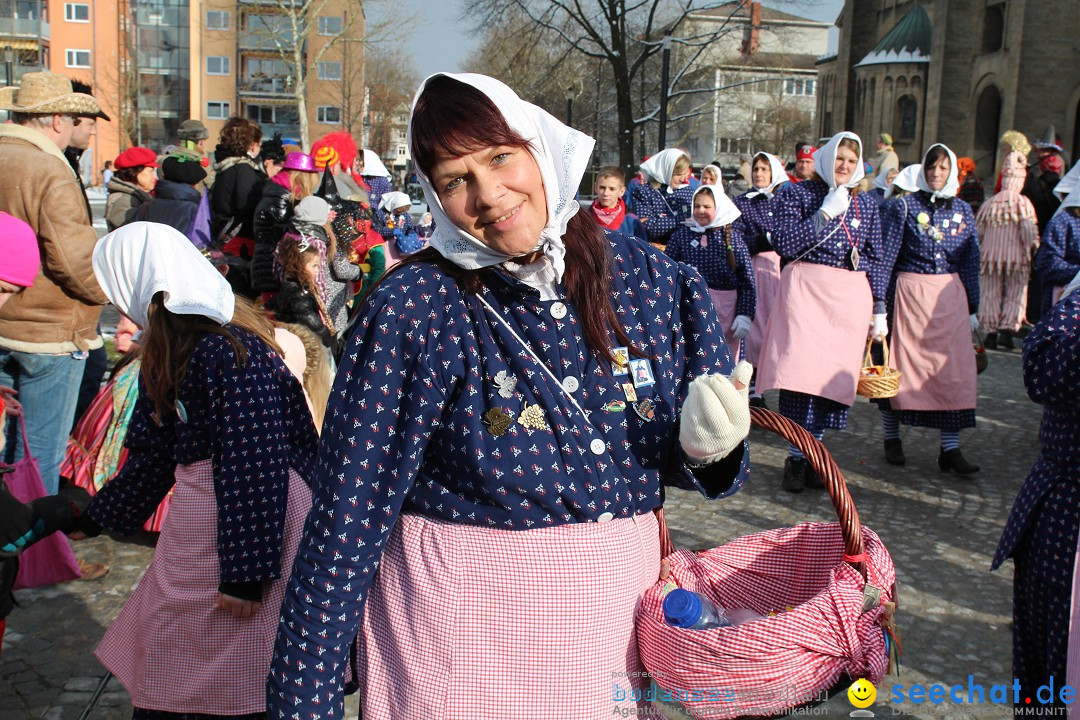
[784, 78, 816, 96]
[207, 101, 230, 119]
[64, 3, 90, 22]
[897, 95, 918, 140]
[317, 62, 342, 81]
[206, 10, 230, 30]
[982, 5, 1005, 54]
[317, 106, 341, 124]
[65, 49, 91, 68]
[206, 56, 230, 76]
[716, 137, 752, 155]
[318, 16, 343, 36]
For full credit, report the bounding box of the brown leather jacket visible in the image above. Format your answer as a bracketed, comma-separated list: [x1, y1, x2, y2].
[0, 127, 108, 352]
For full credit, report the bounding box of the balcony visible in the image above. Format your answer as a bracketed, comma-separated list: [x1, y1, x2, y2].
[237, 33, 296, 52]
[0, 17, 49, 41]
[238, 76, 292, 97]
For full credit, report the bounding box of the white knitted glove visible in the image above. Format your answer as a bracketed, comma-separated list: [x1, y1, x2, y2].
[730, 315, 752, 340]
[969, 314, 980, 332]
[871, 314, 888, 342]
[679, 361, 753, 465]
[820, 186, 851, 220]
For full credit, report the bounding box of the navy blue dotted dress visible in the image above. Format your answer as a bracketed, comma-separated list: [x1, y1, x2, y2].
[665, 224, 756, 319]
[992, 291, 1080, 708]
[267, 231, 751, 718]
[732, 191, 780, 256]
[1034, 210, 1080, 319]
[630, 183, 694, 245]
[876, 191, 981, 431]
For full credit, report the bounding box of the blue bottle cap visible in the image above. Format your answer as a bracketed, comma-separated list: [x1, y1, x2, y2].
[663, 588, 703, 628]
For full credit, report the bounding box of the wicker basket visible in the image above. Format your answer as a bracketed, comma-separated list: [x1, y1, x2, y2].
[857, 337, 901, 399]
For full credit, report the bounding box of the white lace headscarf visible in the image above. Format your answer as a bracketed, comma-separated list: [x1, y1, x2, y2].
[915, 143, 960, 200]
[688, 185, 741, 233]
[814, 131, 866, 189]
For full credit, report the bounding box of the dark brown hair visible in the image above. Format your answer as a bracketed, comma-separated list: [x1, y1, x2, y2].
[140, 293, 280, 424]
[114, 166, 144, 184]
[276, 233, 336, 334]
[923, 145, 951, 179]
[217, 117, 263, 158]
[407, 76, 638, 366]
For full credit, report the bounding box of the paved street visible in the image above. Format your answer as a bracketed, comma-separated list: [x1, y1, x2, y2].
[0, 342, 1038, 719]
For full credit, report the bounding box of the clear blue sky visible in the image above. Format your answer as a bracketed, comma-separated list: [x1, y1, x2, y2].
[392, 0, 845, 78]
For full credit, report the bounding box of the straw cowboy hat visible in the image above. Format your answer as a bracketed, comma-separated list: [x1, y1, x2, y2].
[0, 72, 103, 116]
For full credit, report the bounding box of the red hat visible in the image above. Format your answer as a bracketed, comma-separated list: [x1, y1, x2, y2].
[114, 146, 159, 170]
[796, 144, 816, 161]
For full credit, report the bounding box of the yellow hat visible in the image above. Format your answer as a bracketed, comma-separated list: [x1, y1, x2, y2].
[314, 146, 339, 170]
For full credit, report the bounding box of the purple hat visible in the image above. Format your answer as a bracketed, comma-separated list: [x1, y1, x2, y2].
[282, 152, 317, 172]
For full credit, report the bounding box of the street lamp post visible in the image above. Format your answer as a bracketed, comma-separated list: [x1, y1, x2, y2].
[658, 30, 672, 151]
[565, 85, 574, 127]
[4, 46, 13, 87]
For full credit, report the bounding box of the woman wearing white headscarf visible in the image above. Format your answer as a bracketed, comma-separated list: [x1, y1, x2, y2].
[876, 144, 982, 473]
[1034, 184, 1080, 318]
[733, 151, 789, 405]
[885, 163, 922, 200]
[267, 73, 753, 720]
[76, 223, 317, 718]
[629, 147, 695, 248]
[666, 184, 756, 360]
[361, 147, 394, 211]
[757, 131, 891, 493]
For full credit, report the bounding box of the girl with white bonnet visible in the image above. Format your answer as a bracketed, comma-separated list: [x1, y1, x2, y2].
[757, 131, 891, 493]
[630, 147, 695, 248]
[268, 72, 753, 719]
[732, 151, 789, 406]
[76, 222, 318, 719]
[666, 184, 756, 362]
[876, 144, 982, 473]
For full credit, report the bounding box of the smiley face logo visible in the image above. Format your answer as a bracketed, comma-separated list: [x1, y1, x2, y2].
[847, 678, 876, 708]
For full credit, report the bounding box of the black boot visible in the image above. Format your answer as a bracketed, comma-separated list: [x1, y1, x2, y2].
[938, 448, 980, 474]
[999, 331, 1015, 351]
[782, 457, 806, 493]
[803, 462, 824, 489]
[984, 332, 998, 350]
[884, 438, 906, 466]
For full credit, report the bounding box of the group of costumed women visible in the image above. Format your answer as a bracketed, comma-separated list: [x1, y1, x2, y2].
[639, 134, 981, 493]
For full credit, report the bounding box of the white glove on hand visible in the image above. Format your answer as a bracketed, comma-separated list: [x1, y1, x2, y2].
[969, 314, 980, 333]
[679, 361, 753, 466]
[819, 186, 851, 220]
[871, 314, 888, 342]
[730, 315, 752, 340]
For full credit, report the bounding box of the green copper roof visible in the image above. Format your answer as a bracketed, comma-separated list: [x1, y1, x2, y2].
[857, 4, 932, 67]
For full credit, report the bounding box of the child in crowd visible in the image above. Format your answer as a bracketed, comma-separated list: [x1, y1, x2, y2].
[665, 185, 756, 361]
[630, 148, 694, 249]
[417, 212, 435, 242]
[268, 230, 338, 353]
[79, 222, 317, 719]
[377, 191, 421, 253]
[589, 166, 647, 242]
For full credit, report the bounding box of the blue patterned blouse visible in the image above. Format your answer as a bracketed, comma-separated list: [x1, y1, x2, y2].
[665, 224, 756, 319]
[732, 191, 781, 256]
[1035, 210, 1080, 317]
[267, 231, 750, 718]
[771, 178, 890, 314]
[879, 191, 981, 314]
[85, 328, 318, 583]
[630, 183, 694, 244]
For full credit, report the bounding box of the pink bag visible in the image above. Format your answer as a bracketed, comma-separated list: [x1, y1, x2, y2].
[8, 415, 81, 589]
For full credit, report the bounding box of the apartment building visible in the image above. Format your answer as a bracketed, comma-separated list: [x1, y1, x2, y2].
[1, 0, 364, 182]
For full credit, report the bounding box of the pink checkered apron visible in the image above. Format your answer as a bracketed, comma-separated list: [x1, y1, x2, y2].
[95, 460, 311, 715]
[745, 250, 781, 366]
[708, 288, 741, 363]
[355, 511, 668, 719]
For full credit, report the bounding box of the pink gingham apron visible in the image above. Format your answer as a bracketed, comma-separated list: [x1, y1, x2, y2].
[889, 272, 976, 411]
[95, 460, 311, 715]
[354, 511, 668, 719]
[745, 250, 781, 366]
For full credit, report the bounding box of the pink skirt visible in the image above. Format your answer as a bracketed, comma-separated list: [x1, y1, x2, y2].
[745, 251, 781, 366]
[890, 273, 976, 411]
[355, 512, 667, 720]
[96, 460, 312, 715]
[709, 288, 741, 363]
[756, 263, 872, 406]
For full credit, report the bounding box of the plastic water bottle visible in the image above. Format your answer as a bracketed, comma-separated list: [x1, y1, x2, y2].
[663, 589, 732, 629]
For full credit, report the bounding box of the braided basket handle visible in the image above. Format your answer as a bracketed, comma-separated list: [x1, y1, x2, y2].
[657, 406, 867, 580]
[863, 335, 890, 369]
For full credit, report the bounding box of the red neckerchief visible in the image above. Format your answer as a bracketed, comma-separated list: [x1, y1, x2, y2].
[592, 197, 626, 230]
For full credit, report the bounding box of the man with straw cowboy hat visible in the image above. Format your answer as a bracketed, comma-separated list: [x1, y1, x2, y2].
[0, 72, 110, 533]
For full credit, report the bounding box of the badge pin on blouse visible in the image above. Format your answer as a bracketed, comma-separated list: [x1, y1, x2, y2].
[850, 218, 860, 229]
[633, 397, 656, 422]
[176, 399, 189, 424]
[494, 369, 518, 399]
[517, 402, 548, 431]
[482, 406, 515, 437]
[622, 382, 638, 402]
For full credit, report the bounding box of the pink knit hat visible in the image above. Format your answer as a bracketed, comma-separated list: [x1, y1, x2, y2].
[0, 212, 40, 287]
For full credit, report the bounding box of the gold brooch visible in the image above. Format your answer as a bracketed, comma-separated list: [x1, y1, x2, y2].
[482, 407, 515, 437]
[517, 402, 548, 431]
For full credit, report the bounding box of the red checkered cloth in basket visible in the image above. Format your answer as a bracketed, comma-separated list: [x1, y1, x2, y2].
[637, 521, 895, 719]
